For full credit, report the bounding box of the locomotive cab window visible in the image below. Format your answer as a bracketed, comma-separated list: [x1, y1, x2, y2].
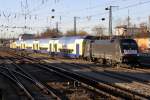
[120, 39, 138, 54]
[120, 40, 138, 49]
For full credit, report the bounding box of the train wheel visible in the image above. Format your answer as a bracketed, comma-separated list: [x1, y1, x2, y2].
[106, 59, 112, 66]
[93, 58, 98, 64]
[112, 61, 117, 67]
[87, 57, 92, 62]
[102, 59, 106, 65]
[116, 63, 122, 68]
[98, 59, 103, 65]
[84, 57, 88, 61]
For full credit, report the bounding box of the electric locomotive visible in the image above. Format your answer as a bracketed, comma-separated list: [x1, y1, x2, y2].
[83, 38, 139, 65]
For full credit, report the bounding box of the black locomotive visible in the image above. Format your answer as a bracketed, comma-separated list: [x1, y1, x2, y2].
[83, 38, 139, 65]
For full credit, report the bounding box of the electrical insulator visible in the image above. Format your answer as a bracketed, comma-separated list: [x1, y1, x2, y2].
[51, 16, 55, 19]
[52, 9, 55, 12]
[102, 18, 105, 21]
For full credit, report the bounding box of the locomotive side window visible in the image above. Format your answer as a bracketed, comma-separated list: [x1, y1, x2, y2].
[121, 41, 138, 49]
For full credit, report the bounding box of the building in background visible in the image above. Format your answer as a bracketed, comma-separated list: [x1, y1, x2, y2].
[115, 25, 148, 36]
[134, 33, 150, 53]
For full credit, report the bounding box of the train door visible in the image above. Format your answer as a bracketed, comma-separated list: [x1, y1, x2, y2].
[23, 44, 25, 49]
[36, 43, 39, 50]
[49, 44, 52, 52]
[33, 44, 34, 50]
[89, 41, 93, 59]
[33, 44, 35, 50]
[76, 44, 80, 57]
[54, 44, 57, 54]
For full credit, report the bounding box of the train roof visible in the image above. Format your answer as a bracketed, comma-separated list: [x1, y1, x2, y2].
[58, 36, 85, 44]
[39, 38, 50, 44]
[94, 38, 136, 44]
[15, 40, 21, 44]
[14, 36, 100, 44]
[24, 39, 34, 43]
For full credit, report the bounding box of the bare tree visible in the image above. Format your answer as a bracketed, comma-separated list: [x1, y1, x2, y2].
[65, 30, 75, 36]
[65, 30, 88, 36]
[36, 28, 62, 39]
[78, 30, 88, 36]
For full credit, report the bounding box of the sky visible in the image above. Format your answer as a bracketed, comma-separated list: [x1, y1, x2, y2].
[0, 0, 150, 38]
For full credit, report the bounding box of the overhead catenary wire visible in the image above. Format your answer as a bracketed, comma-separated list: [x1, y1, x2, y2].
[1, 0, 150, 38]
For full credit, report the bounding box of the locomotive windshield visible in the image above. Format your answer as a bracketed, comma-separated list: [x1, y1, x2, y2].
[120, 39, 138, 54]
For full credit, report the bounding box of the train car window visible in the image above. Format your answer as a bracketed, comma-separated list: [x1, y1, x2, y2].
[40, 47, 48, 50]
[120, 39, 138, 50]
[59, 49, 73, 53]
[27, 47, 32, 49]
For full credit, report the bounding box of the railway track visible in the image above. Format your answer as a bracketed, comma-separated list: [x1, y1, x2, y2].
[8, 51, 149, 99]
[4, 48, 150, 99]
[1, 49, 107, 100]
[51, 58, 150, 96]
[45, 59, 150, 98]
[0, 57, 60, 100]
[0, 69, 32, 100]
[61, 61, 150, 84]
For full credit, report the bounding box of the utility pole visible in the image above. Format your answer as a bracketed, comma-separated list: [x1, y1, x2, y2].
[127, 9, 130, 28]
[56, 22, 59, 33]
[105, 6, 118, 36]
[109, 6, 112, 36]
[21, 0, 29, 34]
[149, 16, 150, 32]
[74, 17, 77, 35]
[74, 16, 80, 35]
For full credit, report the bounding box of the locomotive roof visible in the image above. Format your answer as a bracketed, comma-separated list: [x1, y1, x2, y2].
[94, 38, 135, 44]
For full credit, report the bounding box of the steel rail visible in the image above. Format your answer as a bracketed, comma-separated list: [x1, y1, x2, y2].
[58, 61, 150, 99]
[6, 49, 149, 99]
[0, 71, 34, 100]
[22, 56, 146, 99]
[8, 57, 64, 100]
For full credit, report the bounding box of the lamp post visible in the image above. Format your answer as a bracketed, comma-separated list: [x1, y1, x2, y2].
[105, 6, 118, 36]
